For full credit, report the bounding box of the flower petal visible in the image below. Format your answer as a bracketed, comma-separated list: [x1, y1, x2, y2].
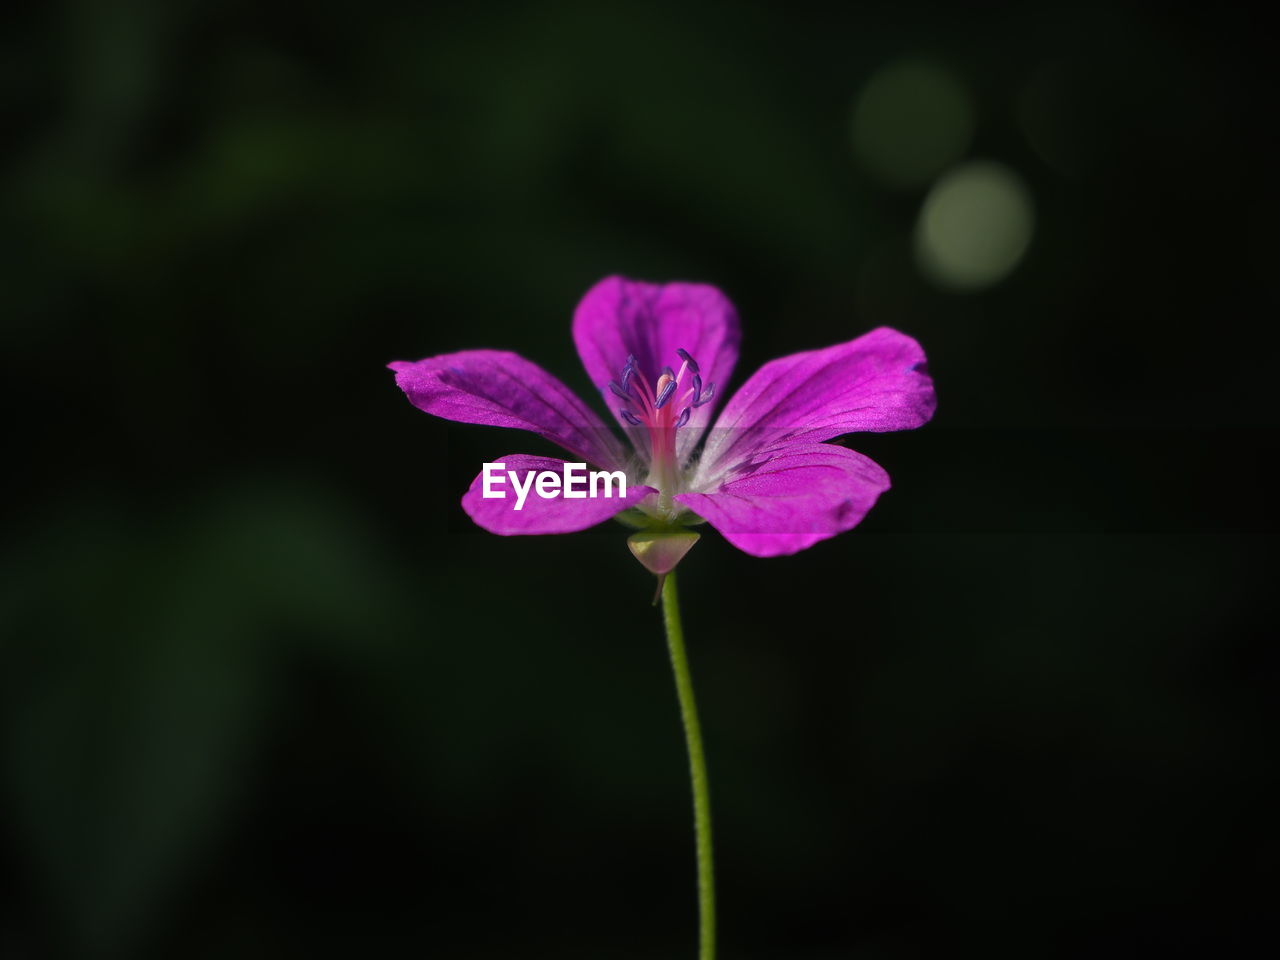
[572, 276, 741, 461]
[390, 350, 627, 469]
[696, 327, 934, 485]
[462, 455, 657, 535]
[674, 443, 890, 557]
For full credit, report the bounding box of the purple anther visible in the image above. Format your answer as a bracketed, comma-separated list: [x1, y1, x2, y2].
[654, 379, 677, 409]
[609, 381, 631, 400]
[674, 406, 692, 428]
[620, 365, 634, 394]
[692, 373, 703, 402]
[692, 382, 716, 407]
[676, 348, 699, 374]
[620, 409, 643, 426]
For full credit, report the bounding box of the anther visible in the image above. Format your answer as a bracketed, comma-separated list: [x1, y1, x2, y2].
[674, 406, 691, 428]
[654, 379, 677, 409]
[609, 381, 632, 401]
[676, 348, 699, 374]
[620, 409, 643, 426]
[692, 382, 715, 407]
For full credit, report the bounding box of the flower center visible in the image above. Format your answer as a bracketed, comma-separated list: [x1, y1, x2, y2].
[608, 348, 715, 504]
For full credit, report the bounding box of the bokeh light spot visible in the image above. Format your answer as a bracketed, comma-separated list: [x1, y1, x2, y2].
[914, 161, 1035, 291]
[852, 59, 975, 189]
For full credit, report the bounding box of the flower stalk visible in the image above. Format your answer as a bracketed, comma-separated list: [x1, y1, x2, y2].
[661, 570, 715, 960]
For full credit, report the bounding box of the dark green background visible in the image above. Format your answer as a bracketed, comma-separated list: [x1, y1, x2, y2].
[2, 1, 1275, 957]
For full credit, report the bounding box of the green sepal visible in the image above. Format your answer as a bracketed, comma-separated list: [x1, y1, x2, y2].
[627, 530, 700, 576]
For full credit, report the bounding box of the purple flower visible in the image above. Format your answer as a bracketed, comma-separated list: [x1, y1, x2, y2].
[389, 276, 935, 558]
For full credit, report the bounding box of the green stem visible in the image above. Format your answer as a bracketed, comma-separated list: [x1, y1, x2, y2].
[661, 570, 715, 960]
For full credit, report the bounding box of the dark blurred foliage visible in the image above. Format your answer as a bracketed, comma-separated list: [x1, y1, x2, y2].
[1, 1, 1276, 957]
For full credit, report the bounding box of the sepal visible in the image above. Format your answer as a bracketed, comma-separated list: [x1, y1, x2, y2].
[627, 530, 700, 576]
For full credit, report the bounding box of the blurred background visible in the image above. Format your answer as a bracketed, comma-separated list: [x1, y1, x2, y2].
[2, 1, 1276, 957]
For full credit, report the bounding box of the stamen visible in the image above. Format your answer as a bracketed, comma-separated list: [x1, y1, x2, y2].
[676, 348, 699, 374]
[612, 349, 708, 481]
[631, 365, 656, 404]
[654, 379, 677, 409]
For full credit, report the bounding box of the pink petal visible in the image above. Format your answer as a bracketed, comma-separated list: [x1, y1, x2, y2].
[674, 443, 890, 557]
[390, 350, 627, 470]
[572, 276, 741, 462]
[696, 327, 934, 485]
[462, 455, 657, 535]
